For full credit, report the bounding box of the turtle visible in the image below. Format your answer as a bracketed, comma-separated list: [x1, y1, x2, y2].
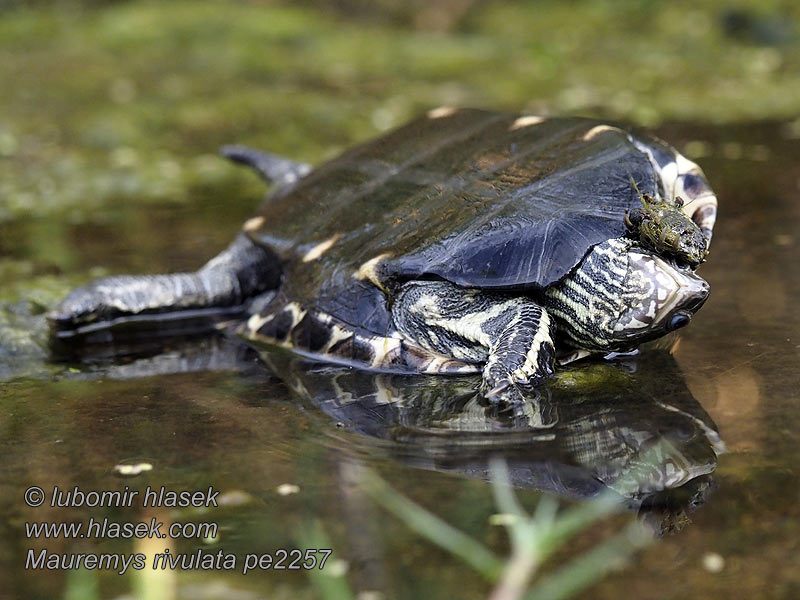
[50, 108, 718, 404]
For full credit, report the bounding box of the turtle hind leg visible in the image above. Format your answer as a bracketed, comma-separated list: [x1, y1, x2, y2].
[49, 233, 281, 339]
[391, 280, 557, 404]
[220, 145, 311, 187]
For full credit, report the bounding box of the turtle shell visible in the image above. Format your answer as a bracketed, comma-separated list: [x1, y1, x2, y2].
[247, 109, 666, 331]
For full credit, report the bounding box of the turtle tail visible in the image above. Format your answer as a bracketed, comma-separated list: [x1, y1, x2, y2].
[220, 145, 311, 187]
[49, 233, 281, 339]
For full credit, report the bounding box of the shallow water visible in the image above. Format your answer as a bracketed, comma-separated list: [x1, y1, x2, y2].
[1, 120, 799, 599]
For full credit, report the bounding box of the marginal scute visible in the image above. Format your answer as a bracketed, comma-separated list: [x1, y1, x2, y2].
[353, 253, 392, 291]
[509, 115, 544, 130]
[245, 312, 273, 335]
[426, 106, 458, 119]
[243, 216, 265, 232]
[302, 233, 342, 263]
[367, 336, 402, 367]
[582, 124, 622, 141]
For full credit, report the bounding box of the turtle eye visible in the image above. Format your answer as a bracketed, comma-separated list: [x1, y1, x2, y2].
[667, 312, 691, 331]
[673, 258, 692, 271]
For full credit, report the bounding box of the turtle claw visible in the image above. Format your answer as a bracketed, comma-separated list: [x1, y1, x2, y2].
[480, 382, 558, 427]
[484, 380, 512, 399]
[481, 378, 530, 407]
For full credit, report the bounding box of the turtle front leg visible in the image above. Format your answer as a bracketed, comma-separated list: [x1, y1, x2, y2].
[391, 281, 557, 403]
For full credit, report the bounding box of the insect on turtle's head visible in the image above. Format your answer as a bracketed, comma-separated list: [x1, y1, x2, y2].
[668, 213, 709, 268]
[627, 178, 710, 269]
[641, 207, 709, 269]
[605, 243, 710, 347]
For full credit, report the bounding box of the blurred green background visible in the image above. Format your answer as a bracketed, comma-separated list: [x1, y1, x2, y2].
[2, 0, 799, 226]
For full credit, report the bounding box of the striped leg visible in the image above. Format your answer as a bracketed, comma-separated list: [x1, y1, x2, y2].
[391, 281, 557, 403]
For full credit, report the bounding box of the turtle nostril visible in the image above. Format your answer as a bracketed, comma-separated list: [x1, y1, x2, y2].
[668, 313, 691, 331]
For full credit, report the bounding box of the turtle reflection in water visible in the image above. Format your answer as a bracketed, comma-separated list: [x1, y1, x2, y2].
[51, 109, 718, 404]
[263, 347, 724, 535]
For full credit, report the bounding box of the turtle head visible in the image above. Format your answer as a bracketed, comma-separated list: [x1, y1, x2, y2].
[545, 238, 709, 351]
[606, 242, 710, 346]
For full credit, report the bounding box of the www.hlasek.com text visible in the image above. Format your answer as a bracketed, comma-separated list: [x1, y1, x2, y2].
[26, 516, 217, 540]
